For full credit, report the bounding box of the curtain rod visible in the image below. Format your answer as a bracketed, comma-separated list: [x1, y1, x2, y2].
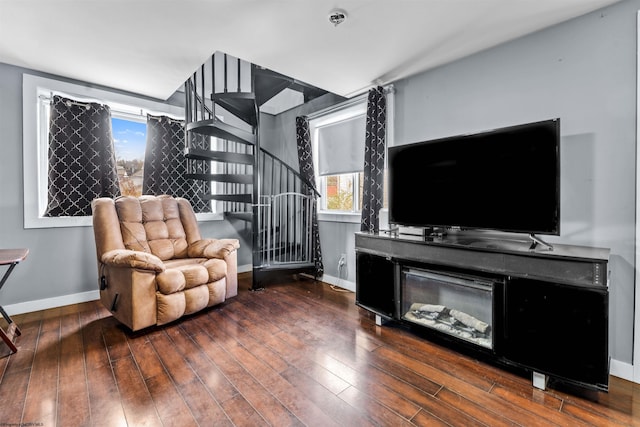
[147, 115, 183, 124]
[39, 94, 99, 110]
[305, 84, 394, 121]
[38, 94, 184, 123]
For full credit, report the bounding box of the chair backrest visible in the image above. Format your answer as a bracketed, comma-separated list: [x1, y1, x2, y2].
[92, 195, 203, 261]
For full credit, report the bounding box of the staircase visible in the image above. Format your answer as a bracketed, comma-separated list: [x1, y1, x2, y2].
[183, 52, 328, 290]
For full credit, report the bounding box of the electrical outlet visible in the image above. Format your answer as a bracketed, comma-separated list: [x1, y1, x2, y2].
[338, 253, 347, 267]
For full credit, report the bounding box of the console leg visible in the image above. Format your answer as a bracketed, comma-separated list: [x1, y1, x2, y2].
[375, 314, 388, 326]
[532, 371, 548, 390]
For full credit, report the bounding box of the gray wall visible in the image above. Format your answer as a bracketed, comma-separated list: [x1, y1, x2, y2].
[393, 0, 637, 364]
[0, 62, 252, 307]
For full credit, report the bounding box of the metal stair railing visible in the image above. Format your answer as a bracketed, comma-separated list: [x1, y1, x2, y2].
[183, 52, 321, 287]
[259, 192, 315, 267]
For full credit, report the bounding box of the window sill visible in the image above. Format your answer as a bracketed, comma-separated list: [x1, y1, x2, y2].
[318, 212, 361, 224]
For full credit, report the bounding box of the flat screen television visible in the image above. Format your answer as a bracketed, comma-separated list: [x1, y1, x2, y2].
[388, 118, 560, 236]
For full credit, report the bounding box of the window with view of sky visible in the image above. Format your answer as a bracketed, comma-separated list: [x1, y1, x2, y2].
[112, 117, 147, 196]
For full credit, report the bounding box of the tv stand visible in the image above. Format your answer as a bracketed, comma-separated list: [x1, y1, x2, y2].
[355, 231, 610, 392]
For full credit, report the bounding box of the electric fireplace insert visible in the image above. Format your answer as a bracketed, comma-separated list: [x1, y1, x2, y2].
[401, 267, 498, 350]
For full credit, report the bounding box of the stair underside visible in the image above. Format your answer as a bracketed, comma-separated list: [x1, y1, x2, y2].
[254, 68, 329, 106]
[210, 69, 331, 126]
[213, 92, 257, 127]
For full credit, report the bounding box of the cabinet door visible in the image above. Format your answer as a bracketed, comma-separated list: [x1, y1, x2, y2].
[356, 252, 396, 318]
[502, 278, 609, 390]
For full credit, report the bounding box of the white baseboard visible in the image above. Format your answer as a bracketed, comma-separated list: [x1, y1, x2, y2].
[238, 263, 252, 273]
[4, 290, 100, 316]
[610, 358, 634, 382]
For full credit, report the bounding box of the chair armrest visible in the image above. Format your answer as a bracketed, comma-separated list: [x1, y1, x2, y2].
[188, 238, 240, 259]
[101, 249, 165, 272]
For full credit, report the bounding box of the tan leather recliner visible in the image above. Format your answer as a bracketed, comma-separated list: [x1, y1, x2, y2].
[91, 195, 240, 331]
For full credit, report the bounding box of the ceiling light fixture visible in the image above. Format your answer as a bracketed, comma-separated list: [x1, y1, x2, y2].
[328, 9, 347, 26]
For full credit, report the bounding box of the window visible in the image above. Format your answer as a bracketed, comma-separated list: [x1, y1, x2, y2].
[309, 90, 394, 223]
[112, 117, 147, 197]
[310, 101, 367, 216]
[23, 74, 220, 228]
[320, 172, 364, 211]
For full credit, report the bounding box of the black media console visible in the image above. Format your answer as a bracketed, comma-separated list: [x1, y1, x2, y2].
[355, 231, 610, 392]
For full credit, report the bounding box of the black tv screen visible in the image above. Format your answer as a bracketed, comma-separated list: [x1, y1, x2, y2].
[388, 118, 560, 235]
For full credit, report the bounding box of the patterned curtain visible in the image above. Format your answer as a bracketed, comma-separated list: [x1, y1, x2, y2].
[45, 95, 120, 217]
[142, 114, 211, 213]
[296, 116, 324, 276]
[361, 86, 387, 232]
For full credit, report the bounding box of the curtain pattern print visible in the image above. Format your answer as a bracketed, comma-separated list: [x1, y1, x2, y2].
[142, 114, 211, 213]
[296, 116, 324, 276]
[361, 86, 387, 232]
[45, 95, 120, 217]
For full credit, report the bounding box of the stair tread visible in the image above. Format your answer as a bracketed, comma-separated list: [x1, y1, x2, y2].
[186, 118, 255, 145]
[213, 91, 255, 100]
[185, 173, 253, 184]
[185, 148, 254, 165]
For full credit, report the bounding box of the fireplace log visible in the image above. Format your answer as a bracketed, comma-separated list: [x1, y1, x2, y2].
[409, 303, 448, 314]
[449, 309, 489, 334]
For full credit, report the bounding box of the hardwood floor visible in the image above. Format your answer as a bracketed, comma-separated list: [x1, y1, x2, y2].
[1, 273, 639, 426]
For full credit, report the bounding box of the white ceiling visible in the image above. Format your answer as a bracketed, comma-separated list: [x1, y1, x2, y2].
[0, 0, 621, 100]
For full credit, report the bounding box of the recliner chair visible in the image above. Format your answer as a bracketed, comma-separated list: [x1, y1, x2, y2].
[91, 195, 240, 331]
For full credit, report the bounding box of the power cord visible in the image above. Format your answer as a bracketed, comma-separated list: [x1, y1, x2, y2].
[330, 256, 351, 293]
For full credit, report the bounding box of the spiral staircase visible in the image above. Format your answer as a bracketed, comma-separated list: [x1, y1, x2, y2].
[183, 52, 329, 290]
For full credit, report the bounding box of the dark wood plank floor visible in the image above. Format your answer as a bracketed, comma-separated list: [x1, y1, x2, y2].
[1, 273, 638, 426]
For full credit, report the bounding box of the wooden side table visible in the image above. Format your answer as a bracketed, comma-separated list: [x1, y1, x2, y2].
[0, 248, 28, 355]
